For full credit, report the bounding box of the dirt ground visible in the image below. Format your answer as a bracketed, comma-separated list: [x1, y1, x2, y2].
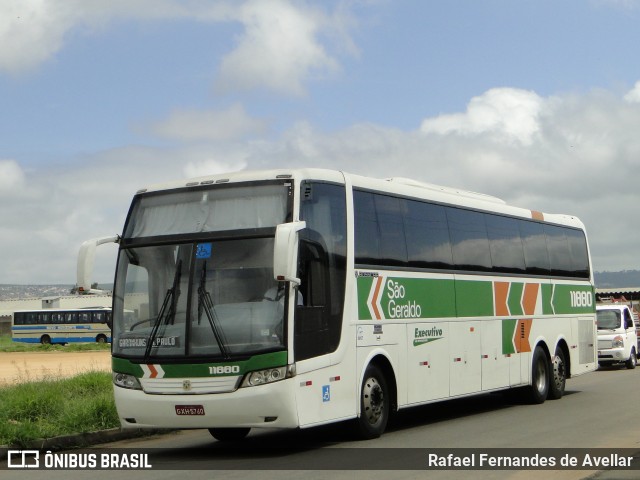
[0, 351, 111, 384]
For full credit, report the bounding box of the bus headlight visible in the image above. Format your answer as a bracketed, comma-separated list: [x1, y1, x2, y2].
[241, 365, 295, 387]
[113, 372, 142, 390]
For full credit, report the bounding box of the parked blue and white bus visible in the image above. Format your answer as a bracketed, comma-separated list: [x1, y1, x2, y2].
[12, 308, 112, 345]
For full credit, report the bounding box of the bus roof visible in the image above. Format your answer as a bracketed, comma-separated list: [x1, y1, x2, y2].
[133, 168, 586, 230]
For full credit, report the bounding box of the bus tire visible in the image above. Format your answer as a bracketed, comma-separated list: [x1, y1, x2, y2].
[40, 335, 51, 345]
[356, 364, 389, 439]
[548, 348, 566, 400]
[527, 346, 550, 404]
[96, 334, 107, 343]
[208, 428, 250, 442]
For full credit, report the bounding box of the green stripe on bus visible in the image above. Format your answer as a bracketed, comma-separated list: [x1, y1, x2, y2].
[357, 276, 375, 320]
[356, 274, 593, 320]
[454, 280, 494, 318]
[552, 284, 596, 314]
[542, 284, 554, 315]
[507, 283, 524, 316]
[112, 350, 288, 378]
[502, 319, 517, 355]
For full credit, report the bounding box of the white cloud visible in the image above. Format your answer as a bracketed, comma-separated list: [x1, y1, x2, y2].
[0, 144, 248, 284]
[420, 88, 544, 146]
[0, 0, 70, 74]
[0, 159, 25, 193]
[0, 0, 350, 96]
[5, 82, 640, 283]
[246, 86, 640, 272]
[215, 0, 339, 96]
[624, 80, 640, 103]
[150, 104, 267, 142]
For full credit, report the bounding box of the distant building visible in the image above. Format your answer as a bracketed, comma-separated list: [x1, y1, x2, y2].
[596, 288, 640, 321]
[596, 288, 640, 303]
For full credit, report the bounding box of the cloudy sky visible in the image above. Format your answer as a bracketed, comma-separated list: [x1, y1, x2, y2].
[2, 0, 640, 285]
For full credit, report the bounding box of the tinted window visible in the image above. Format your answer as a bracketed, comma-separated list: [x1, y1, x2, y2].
[404, 200, 453, 269]
[353, 190, 589, 279]
[353, 191, 379, 265]
[519, 220, 550, 275]
[566, 228, 590, 278]
[375, 195, 408, 266]
[486, 215, 526, 274]
[545, 224, 572, 276]
[447, 207, 492, 271]
[354, 192, 408, 267]
[297, 182, 347, 359]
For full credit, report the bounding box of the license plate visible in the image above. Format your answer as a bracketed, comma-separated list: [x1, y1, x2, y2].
[175, 405, 205, 416]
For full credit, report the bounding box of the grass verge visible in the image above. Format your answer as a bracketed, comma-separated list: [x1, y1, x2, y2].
[0, 371, 119, 447]
[0, 335, 111, 353]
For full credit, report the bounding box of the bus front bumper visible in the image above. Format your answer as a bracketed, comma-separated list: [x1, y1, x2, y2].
[114, 379, 299, 430]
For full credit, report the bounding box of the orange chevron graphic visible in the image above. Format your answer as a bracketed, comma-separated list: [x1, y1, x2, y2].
[148, 364, 159, 378]
[513, 319, 532, 353]
[371, 276, 384, 320]
[522, 283, 539, 316]
[494, 282, 510, 316]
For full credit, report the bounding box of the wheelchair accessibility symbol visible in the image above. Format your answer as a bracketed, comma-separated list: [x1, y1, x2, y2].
[322, 385, 330, 402]
[196, 243, 212, 259]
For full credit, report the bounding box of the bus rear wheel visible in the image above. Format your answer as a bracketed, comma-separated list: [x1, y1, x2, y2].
[208, 428, 250, 442]
[526, 346, 550, 404]
[356, 364, 389, 439]
[548, 348, 566, 400]
[96, 334, 107, 343]
[40, 335, 51, 345]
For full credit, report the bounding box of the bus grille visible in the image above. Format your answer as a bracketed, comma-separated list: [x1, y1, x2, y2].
[140, 376, 241, 394]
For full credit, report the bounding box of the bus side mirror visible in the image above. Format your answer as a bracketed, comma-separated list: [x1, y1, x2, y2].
[273, 221, 306, 286]
[77, 235, 120, 294]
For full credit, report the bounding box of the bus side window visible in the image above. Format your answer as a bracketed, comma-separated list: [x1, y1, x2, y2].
[295, 181, 347, 361]
[298, 235, 328, 308]
[295, 234, 330, 360]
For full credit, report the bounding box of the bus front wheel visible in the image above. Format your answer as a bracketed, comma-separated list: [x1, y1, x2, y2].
[96, 335, 107, 343]
[208, 428, 250, 442]
[40, 335, 51, 345]
[356, 364, 389, 439]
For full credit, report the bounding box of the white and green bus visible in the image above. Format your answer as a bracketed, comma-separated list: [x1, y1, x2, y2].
[12, 308, 112, 345]
[79, 169, 596, 440]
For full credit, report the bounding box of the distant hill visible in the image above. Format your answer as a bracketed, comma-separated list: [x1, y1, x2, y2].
[593, 271, 640, 289]
[0, 284, 75, 301]
[0, 284, 112, 301]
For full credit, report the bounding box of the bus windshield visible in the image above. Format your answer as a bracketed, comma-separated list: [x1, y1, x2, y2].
[124, 183, 288, 238]
[112, 182, 291, 361]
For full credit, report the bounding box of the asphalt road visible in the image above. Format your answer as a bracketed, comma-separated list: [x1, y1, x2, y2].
[3, 364, 640, 480]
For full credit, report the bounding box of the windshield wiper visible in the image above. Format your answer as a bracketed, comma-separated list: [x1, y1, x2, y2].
[144, 259, 182, 362]
[198, 261, 230, 359]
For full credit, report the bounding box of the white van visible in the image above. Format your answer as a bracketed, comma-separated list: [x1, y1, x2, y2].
[597, 304, 638, 369]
